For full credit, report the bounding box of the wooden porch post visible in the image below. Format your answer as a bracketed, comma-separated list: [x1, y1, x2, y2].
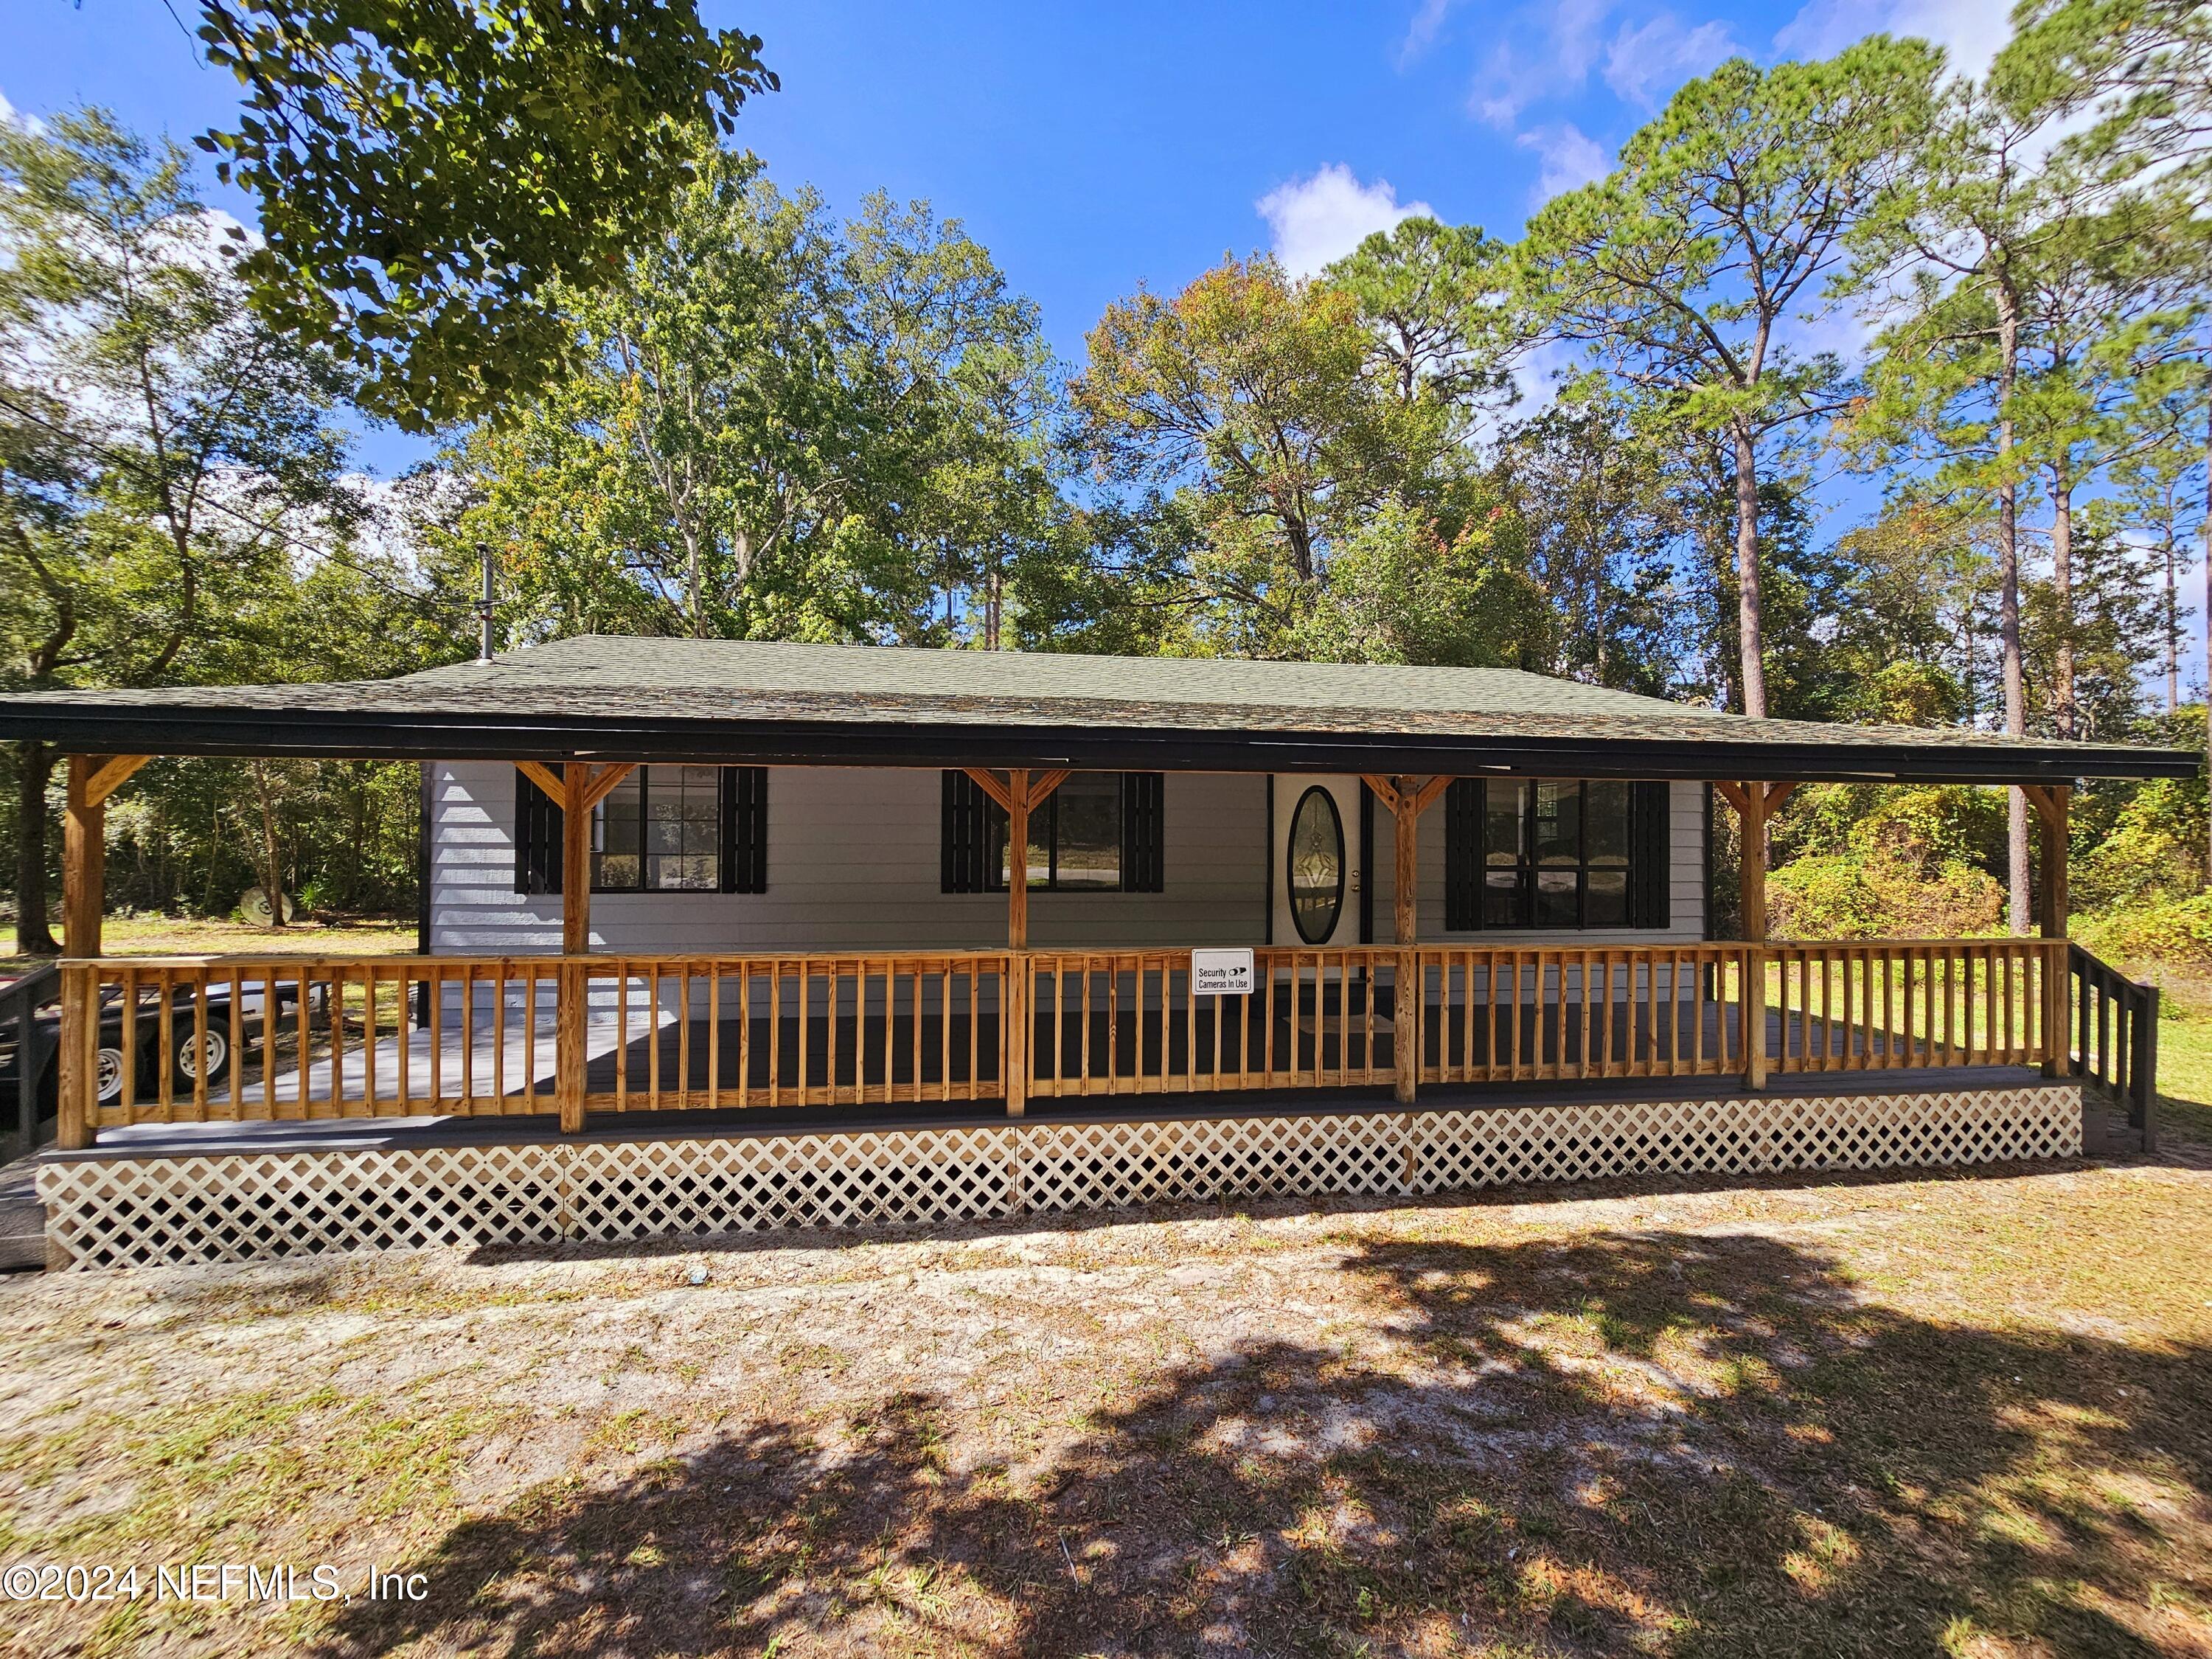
[57, 754, 149, 1151]
[2025, 783, 2072, 1077]
[63, 757, 106, 960]
[556, 762, 592, 1133]
[518, 759, 631, 1135]
[1006, 768, 1031, 952]
[1714, 780, 1792, 1091]
[1363, 775, 1450, 1106]
[1393, 781, 1419, 1105]
[1006, 768, 1030, 1117]
[960, 766, 1066, 1116]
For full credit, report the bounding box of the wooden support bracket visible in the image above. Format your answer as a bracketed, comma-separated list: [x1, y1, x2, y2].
[962, 767, 1068, 818]
[516, 759, 634, 815]
[83, 754, 152, 807]
[2019, 782, 2067, 836]
[516, 759, 568, 803]
[574, 762, 636, 814]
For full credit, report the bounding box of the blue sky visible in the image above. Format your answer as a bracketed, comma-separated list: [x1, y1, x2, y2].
[4, 0, 2017, 479]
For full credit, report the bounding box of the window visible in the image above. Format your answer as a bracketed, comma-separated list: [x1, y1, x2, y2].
[594, 766, 719, 891]
[1445, 778, 1669, 931]
[942, 771, 1164, 893]
[1286, 785, 1346, 945]
[514, 766, 768, 894]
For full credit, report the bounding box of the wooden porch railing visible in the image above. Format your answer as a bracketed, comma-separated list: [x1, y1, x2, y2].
[2070, 944, 2159, 1150]
[59, 953, 1015, 1133]
[55, 937, 2079, 1136]
[1024, 947, 1397, 1097]
[1, 961, 63, 1162]
[1764, 938, 2059, 1074]
[1417, 945, 1748, 1083]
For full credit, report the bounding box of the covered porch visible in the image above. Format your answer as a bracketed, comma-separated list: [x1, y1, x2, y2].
[1, 640, 2185, 1265]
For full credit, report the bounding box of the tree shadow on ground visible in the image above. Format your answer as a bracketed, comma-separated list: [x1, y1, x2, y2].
[316, 1230, 2211, 1658]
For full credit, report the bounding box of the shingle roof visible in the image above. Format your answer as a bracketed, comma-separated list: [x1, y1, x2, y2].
[0, 633, 2194, 784]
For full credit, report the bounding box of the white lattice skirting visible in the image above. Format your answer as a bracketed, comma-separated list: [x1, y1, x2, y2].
[37, 1085, 2083, 1269]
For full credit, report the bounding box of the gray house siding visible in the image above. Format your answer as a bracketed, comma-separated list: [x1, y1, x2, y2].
[425, 765, 1704, 956]
[428, 763, 1267, 956]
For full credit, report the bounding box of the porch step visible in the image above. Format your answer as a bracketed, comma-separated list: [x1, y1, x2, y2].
[0, 1158, 46, 1272]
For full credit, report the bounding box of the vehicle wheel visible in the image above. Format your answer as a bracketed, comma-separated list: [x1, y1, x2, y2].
[96, 1046, 129, 1105]
[174, 1026, 231, 1089]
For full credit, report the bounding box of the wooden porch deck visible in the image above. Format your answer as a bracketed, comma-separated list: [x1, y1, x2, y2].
[69, 1059, 2056, 1159]
[172, 992, 2007, 1113]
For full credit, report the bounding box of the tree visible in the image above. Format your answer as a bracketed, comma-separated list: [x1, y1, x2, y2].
[1074, 257, 1399, 588]
[1071, 255, 1491, 658]
[2007, 204, 2198, 741]
[452, 149, 1061, 649]
[1843, 63, 2135, 930]
[1321, 217, 1520, 417]
[1491, 398, 1687, 694]
[1518, 41, 1939, 717]
[2005, 0, 2212, 880]
[191, 0, 774, 430]
[2110, 416, 2208, 715]
[0, 110, 369, 951]
[2003, 0, 2212, 178]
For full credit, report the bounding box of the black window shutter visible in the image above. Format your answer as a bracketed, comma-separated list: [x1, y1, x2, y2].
[1444, 777, 1483, 931]
[942, 771, 1007, 893]
[1120, 773, 1165, 892]
[515, 769, 563, 895]
[720, 767, 768, 894]
[1631, 780, 1671, 928]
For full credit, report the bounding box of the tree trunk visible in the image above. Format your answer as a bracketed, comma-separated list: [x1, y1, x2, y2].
[252, 761, 289, 930]
[2166, 530, 2180, 714]
[681, 524, 706, 639]
[12, 741, 59, 956]
[2051, 476, 2076, 741]
[2203, 403, 2211, 889]
[1997, 291, 2030, 936]
[1731, 420, 1768, 719]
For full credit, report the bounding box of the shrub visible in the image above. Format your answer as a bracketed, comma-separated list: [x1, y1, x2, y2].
[1767, 855, 1885, 939]
[2073, 777, 2208, 912]
[2073, 891, 2212, 984]
[1769, 851, 2005, 941]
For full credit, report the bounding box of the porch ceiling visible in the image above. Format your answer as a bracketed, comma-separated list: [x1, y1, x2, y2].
[0, 634, 2194, 784]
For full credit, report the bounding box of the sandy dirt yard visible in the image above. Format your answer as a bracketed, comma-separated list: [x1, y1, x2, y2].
[1, 1147, 2208, 1659]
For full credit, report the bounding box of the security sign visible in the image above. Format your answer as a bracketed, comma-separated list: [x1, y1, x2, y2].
[1191, 947, 1255, 997]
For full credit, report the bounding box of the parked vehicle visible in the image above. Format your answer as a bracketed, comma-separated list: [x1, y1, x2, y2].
[0, 979, 312, 1116]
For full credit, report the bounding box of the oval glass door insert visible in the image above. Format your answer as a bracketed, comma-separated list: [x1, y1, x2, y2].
[1287, 786, 1346, 945]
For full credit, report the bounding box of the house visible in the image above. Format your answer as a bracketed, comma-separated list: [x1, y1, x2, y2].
[0, 636, 2188, 1267]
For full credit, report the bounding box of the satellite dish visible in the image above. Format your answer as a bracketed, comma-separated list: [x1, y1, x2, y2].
[240, 886, 298, 925]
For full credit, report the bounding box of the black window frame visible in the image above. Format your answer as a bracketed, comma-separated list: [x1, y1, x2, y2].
[1445, 777, 1669, 931]
[515, 765, 768, 896]
[942, 771, 1164, 894]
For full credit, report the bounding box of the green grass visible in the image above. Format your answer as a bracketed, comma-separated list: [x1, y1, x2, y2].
[2152, 995, 2212, 1144]
[2, 915, 417, 976]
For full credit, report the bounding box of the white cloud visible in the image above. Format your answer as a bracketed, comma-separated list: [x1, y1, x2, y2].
[1397, 0, 1458, 67]
[1603, 13, 1739, 108]
[1469, 0, 1618, 128]
[1774, 0, 2014, 78]
[1517, 123, 1612, 202]
[0, 88, 47, 136]
[1256, 164, 1435, 279]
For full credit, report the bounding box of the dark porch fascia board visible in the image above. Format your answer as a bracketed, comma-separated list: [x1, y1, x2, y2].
[0, 704, 2194, 785]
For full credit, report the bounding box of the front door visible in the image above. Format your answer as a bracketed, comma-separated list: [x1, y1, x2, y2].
[1270, 776, 1363, 947]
